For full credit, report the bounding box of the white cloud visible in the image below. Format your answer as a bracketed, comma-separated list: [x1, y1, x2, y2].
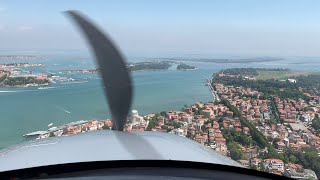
[18, 26, 33, 32]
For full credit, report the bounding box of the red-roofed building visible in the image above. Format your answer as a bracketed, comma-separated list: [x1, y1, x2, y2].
[234, 123, 241, 128]
[237, 160, 249, 167]
[36, 74, 48, 80]
[215, 133, 223, 138]
[250, 158, 262, 169]
[195, 135, 206, 145]
[276, 141, 285, 152]
[263, 159, 284, 172]
[243, 127, 250, 135]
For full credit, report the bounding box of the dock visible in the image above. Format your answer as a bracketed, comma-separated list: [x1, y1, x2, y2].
[23, 131, 48, 137]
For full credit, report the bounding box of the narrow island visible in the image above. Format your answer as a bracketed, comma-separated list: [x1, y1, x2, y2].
[0, 55, 48, 60]
[152, 57, 284, 64]
[64, 69, 98, 74]
[127, 61, 172, 71]
[0, 71, 50, 87]
[0, 63, 44, 67]
[0, 75, 50, 87]
[0, 63, 50, 87]
[176, 63, 196, 70]
[64, 61, 197, 74]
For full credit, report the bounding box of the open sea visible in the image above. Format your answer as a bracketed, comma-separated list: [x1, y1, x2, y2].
[0, 51, 319, 148]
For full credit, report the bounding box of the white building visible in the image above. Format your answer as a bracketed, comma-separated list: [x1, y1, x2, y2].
[129, 110, 145, 125]
[182, 114, 193, 123]
[263, 159, 284, 172]
[171, 128, 185, 137]
[301, 114, 311, 122]
[288, 79, 297, 83]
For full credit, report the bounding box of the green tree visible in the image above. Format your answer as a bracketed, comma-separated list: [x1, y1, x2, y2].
[235, 134, 252, 147]
[289, 155, 297, 163]
[221, 99, 268, 148]
[146, 118, 158, 131]
[161, 125, 170, 132]
[312, 114, 320, 130]
[160, 111, 167, 117]
[102, 125, 110, 130]
[49, 132, 55, 137]
[272, 137, 281, 147]
[250, 164, 257, 170]
[227, 141, 244, 160]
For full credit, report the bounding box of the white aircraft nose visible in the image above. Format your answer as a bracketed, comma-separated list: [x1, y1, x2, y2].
[0, 131, 241, 172]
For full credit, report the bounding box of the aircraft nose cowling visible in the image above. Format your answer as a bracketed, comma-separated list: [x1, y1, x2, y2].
[0, 131, 241, 172]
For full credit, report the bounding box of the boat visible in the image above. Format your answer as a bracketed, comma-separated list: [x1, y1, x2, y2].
[23, 131, 48, 137]
[38, 87, 55, 90]
[64, 110, 71, 114]
[48, 127, 57, 131]
[48, 123, 53, 127]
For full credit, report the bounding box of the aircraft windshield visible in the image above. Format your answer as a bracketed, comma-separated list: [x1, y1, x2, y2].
[0, 1, 320, 179]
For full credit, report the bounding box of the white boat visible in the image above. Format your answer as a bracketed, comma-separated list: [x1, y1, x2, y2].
[48, 127, 57, 131]
[23, 131, 48, 137]
[64, 110, 71, 114]
[48, 123, 53, 127]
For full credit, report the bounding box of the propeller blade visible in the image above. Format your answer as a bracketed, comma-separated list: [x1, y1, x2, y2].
[65, 10, 132, 131]
[65, 10, 162, 159]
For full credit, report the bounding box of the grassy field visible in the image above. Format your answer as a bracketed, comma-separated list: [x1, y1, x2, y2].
[256, 70, 319, 80]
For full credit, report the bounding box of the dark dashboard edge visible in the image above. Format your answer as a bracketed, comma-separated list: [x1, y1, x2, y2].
[0, 160, 292, 179]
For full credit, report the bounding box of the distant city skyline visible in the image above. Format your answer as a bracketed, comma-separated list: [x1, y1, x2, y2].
[0, 0, 320, 57]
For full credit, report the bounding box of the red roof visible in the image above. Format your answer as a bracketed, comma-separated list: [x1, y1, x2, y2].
[215, 138, 226, 142]
[214, 129, 221, 133]
[195, 135, 205, 139]
[213, 125, 219, 129]
[234, 123, 241, 127]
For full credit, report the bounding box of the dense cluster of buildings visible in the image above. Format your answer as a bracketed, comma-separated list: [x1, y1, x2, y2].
[210, 80, 319, 179]
[25, 70, 320, 179]
[0, 55, 48, 60]
[214, 82, 320, 150]
[31, 110, 149, 138]
[0, 63, 49, 82]
[32, 83, 319, 179]
[27, 119, 113, 139]
[34, 93, 318, 179]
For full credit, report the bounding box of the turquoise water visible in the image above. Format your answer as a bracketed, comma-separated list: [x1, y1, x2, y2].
[0, 52, 319, 148]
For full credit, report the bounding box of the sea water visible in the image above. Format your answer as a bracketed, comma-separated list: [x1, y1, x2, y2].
[0, 51, 319, 148]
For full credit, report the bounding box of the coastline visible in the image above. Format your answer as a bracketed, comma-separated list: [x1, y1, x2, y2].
[2, 64, 320, 178]
[207, 75, 220, 102]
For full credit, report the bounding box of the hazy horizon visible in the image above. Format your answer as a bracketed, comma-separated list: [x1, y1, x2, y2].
[1, 0, 320, 57]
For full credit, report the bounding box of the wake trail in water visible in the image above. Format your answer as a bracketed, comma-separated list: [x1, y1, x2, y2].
[38, 86, 57, 90]
[0, 90, 38, 93]
[60, 81, 88, 85]
[135, 82, 163, 86]
[55, 106, 72, 114]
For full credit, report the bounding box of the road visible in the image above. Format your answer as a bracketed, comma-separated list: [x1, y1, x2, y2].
[207, 78, 220, 102]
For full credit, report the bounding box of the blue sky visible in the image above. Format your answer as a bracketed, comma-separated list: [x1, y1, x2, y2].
[1, 0, 320, 57]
